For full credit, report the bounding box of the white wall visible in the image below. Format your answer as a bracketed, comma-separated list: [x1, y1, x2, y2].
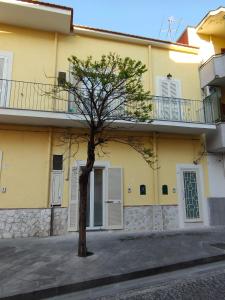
[207, 154, 225, 197]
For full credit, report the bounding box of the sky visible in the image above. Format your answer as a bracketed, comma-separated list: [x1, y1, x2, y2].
[52, 0, 224, 41]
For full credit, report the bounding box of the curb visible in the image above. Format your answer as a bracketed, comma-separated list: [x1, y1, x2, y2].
[2, 253, 225, 300]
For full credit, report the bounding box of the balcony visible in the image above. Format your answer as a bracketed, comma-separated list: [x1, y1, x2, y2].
[0, 79, 216, 134]
[199, 53, 225, 88]
[205, 91, 225, 152]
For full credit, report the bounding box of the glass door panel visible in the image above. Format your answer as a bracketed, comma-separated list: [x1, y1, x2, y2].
[94, 168, 103, 227]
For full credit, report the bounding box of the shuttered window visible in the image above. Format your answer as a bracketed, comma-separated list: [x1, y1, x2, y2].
[0, 52, 13, 107]
[156, 77, 183, 121]
[68, 167, 79, 231]
[157, 77, 181, 98]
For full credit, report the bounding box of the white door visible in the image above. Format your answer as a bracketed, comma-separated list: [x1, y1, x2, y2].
[156, 77, 182, 121]
[68, 164, 123, 231]
[106, 167, 123, 230]
[177, 166, 205, 226]
[0, 52, 12, 107]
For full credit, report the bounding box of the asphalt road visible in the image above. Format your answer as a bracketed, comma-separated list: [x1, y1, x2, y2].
[47, 261, 225, 300]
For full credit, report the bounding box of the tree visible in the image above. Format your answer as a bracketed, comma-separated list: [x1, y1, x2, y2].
[54, 53, 153, 257]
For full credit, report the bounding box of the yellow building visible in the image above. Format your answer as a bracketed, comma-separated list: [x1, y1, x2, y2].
[0, 0, 220, 238]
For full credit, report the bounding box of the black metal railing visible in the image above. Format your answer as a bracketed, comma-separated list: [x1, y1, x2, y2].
[0, 79, 216, 124]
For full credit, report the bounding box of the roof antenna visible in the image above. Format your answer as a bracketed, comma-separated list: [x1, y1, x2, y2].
[159, 16, 182, 41]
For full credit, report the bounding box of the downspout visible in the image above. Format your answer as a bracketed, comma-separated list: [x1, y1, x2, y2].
[53, 32, 59, 83]
[49, 32, 58, 235]
[0, 151, 3, 187]
[153, 132, 159, 204]
[47, 128, 53, 236]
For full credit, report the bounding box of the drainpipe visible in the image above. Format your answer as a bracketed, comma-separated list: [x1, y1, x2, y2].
[153, 132, 159, 204]
[47, 128, 54, 236]
[53, 32, 59, 83]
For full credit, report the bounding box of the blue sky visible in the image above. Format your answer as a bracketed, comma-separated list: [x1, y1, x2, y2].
[53, 0, 224, 41]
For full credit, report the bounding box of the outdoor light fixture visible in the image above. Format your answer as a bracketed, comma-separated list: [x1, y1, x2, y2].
[167, 73, 172, 79]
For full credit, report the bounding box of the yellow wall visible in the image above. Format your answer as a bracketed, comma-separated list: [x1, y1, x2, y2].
[0, 24, 55, 83]
[50, 129, 208, 208]
[0, 23, 202, 102]
[211, 36, 225, 55]
[0, 24, 209, 210]
[151, 48, 201, 99]
[0, 126, 50, 208]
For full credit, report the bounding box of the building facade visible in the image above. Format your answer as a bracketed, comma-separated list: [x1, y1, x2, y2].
[0, 0, 221, 238]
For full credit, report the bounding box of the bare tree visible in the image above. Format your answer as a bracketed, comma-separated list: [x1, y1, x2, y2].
[54, 53, 154, 257]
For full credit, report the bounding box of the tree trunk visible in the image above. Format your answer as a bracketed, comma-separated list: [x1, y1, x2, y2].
[78, 129, 96, 257]
[78, 172, 88, 257]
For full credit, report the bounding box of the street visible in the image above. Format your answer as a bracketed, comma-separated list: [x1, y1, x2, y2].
[48, 261, 225, 299]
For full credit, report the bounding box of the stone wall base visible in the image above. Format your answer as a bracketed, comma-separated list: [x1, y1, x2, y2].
[0, 205, 179, 238]
[124, 205, 179, 231]
[0, 207, 68, 238]
[0, 208, 51, 238]
[208, 198, 225, 226]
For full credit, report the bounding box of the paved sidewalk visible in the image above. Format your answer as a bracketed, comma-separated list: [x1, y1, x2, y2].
[1, 228, 225, 299]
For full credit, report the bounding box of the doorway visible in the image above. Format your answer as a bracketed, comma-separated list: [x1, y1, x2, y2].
[85, 167, 105, 229]
[177, 165, 207, 227]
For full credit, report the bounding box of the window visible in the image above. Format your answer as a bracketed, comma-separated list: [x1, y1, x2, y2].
[53, 155, 63, 170]
[57, 72, 66, 86]
[0, 51, 13, 107]
[155, 76, 183, 121]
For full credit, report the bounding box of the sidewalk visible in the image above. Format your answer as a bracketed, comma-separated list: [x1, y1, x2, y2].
[1, 227, 225, 299]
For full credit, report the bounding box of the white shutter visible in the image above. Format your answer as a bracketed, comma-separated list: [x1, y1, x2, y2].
[157, 78, 170, 119]
[0, 151, 3, 173]
[170, 80, 181, 121]
[106, 167, 123, 229]
[0, 52, 12, 107]
[68, 166, 79, 231]
[0, 58, 5, 79]
[0, 57, 7, 107]
[68, 65, 77, 112]
[156, 77, 182, 121]
[50, 170, 63, 206]
[160, 78, 170, 97]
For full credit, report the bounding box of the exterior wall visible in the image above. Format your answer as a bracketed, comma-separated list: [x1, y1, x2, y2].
[124, 205, 179, 231]
[0, 125, 50, 208]
[208, 198, 225, 226]
[0, 24, 56, 83]
[0, 126, 208, 209]
[207, 154, 225, 198]
[151, 47, 202, 99]
[52, 207, 68, 235]
[51, 130, 208, 208]
[0, 207, 68, 238]
[0, 18, 213, 237]
[0, 24, 202, 110]
[0, 208, 51, 238]
[57, 34, 151, 91]
[211, 36, 225, 55]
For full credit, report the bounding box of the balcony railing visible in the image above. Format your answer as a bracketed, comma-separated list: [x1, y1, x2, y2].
[0, 79, 215, 124]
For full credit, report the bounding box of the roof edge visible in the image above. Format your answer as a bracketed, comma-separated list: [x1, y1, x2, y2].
[74, 24, 199, 50]
[16, 0, 74, 31]
[196, 6, 225, 32]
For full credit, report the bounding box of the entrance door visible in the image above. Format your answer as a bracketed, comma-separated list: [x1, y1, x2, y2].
[178, 167, 204, 224]
[86, 168, 104, 229]
[0, 52, 12, 107]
